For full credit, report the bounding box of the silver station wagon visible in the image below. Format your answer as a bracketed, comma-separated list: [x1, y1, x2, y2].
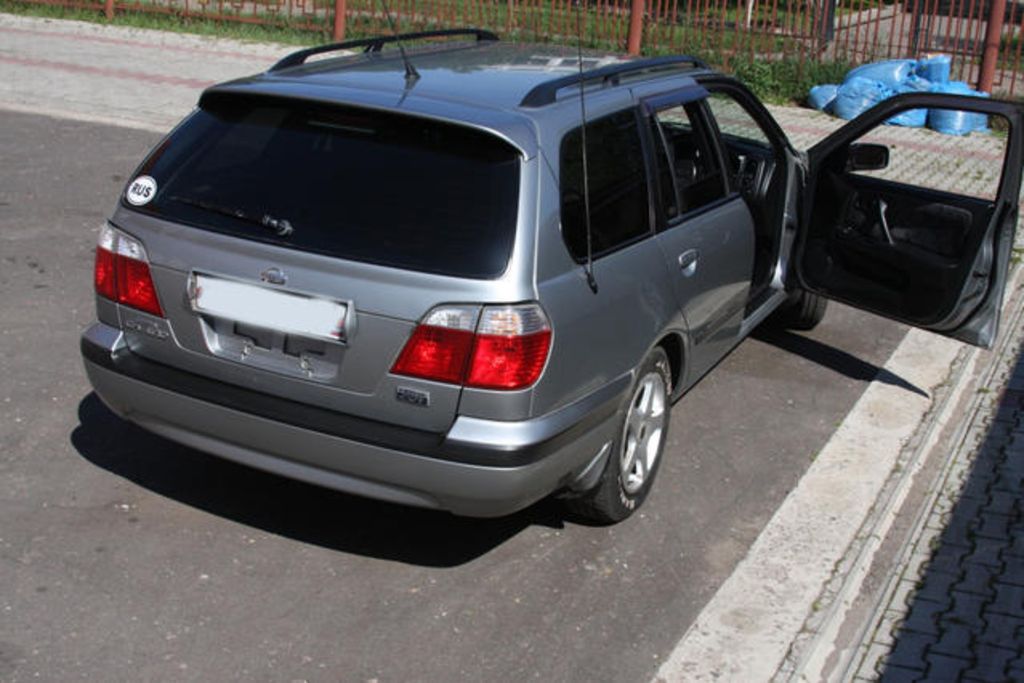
[81, 30, 1023, 522]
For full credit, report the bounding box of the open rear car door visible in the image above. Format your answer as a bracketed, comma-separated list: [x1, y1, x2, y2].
[797, 93, 1023, 348]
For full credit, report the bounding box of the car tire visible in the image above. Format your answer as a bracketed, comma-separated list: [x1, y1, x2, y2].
[768, 288, 828, 331]
[566, 347, 672, 524]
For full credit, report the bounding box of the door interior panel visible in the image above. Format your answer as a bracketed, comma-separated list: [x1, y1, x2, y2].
[804, 171, 994, 326]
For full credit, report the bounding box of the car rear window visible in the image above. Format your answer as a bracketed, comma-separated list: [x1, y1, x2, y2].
[127, 95, 521, 279]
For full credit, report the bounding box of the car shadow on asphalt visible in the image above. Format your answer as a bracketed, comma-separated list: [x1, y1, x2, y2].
[752, 328, 928, 397]
[71, 394, 568, 567]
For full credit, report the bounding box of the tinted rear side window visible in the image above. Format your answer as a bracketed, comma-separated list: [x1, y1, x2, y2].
[559, 109, 650, 261]
[128, 96, 521, 279]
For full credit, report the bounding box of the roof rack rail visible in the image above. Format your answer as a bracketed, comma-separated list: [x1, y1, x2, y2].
[269, 28, 500, 72]
[518, 55, 709, 108]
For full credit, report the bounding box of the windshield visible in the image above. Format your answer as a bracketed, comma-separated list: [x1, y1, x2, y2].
[127, 95, 522, 279]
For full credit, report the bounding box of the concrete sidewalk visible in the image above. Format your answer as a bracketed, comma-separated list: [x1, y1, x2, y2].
[3, 13, 1021, 681]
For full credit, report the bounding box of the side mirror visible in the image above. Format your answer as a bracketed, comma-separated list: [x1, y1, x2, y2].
[846, 143, 890, 172]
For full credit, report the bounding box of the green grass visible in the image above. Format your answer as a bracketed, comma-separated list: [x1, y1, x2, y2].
[730, 58, 853, 104]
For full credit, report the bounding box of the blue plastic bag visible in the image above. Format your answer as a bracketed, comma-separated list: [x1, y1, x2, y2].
[972, 91, 990, 133]
[809, 84, 840, 112]
[887, 106, 927, 127]
[901, 74, 933, 92]
[845, 59, 916, 90]
[834, 77, 893, 120]
[916, 55, 951, 84]
[885, 76, 930, 127]
[928, 81, 987, 135]
[928, 108, 972, 135]
[807, 55, 987, 133]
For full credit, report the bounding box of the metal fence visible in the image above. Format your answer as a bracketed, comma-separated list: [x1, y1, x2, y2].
[18, 0, 1024, 93]
[641, 0, 1024, 94]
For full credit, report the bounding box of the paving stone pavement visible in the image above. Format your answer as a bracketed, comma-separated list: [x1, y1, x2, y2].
[849, 331, 1024, 681]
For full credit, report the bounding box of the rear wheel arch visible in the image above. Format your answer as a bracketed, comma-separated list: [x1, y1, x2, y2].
[566, 345, 673, 523]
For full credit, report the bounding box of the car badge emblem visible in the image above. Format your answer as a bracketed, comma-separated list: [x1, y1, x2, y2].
[260, 267, 287, 286]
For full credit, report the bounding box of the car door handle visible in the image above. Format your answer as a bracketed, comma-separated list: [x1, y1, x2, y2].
[678, 249, 699, 276]
[877, 199, 895, 245]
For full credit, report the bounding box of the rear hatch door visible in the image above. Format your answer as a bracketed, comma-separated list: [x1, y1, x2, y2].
[111, 94, 524, 433]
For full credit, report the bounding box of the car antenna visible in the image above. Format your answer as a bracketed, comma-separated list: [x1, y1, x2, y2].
[376, 0, 420, 87]
[574, 0, 598, 294]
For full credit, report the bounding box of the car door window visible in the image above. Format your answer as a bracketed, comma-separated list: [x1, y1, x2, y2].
[846, 123, 1006, 201]
[705, 92, 772, 149]
[703, 91, 782, 197]
[560, 109, 650, 261]
[649, 103, 726, 223]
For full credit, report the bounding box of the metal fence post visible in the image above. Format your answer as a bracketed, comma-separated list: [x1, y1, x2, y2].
[821, 0, 836, 44]
[333, 0, 347, 41]
[104, 0, 114, 20]
[978, 0, 1007, 93]
[627, 0, 645, 55]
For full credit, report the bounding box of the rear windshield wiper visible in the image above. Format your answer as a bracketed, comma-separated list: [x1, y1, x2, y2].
[168, 195, 294, 237]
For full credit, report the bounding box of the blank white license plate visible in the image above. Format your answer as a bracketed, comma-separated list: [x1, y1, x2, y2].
[191, 273, 346, 342]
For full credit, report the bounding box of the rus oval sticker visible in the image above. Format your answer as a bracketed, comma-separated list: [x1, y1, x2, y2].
[126, 175, 157, 206]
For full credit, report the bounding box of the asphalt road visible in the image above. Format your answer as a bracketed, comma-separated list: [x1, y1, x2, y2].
[0, 109, 913, 682]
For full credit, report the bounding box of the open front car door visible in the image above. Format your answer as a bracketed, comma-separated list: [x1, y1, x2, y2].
[798, 93, 1023, 348]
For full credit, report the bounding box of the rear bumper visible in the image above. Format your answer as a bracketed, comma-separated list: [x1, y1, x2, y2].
[80, 322, 626, 517]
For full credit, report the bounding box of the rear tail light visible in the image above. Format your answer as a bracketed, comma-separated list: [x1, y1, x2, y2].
[94, 226, 116, 300]
[391, 306, 477, 384]
[94, 224, 164, 317]
[391, 303, 552, 391]
[467, 306, 552, 389]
